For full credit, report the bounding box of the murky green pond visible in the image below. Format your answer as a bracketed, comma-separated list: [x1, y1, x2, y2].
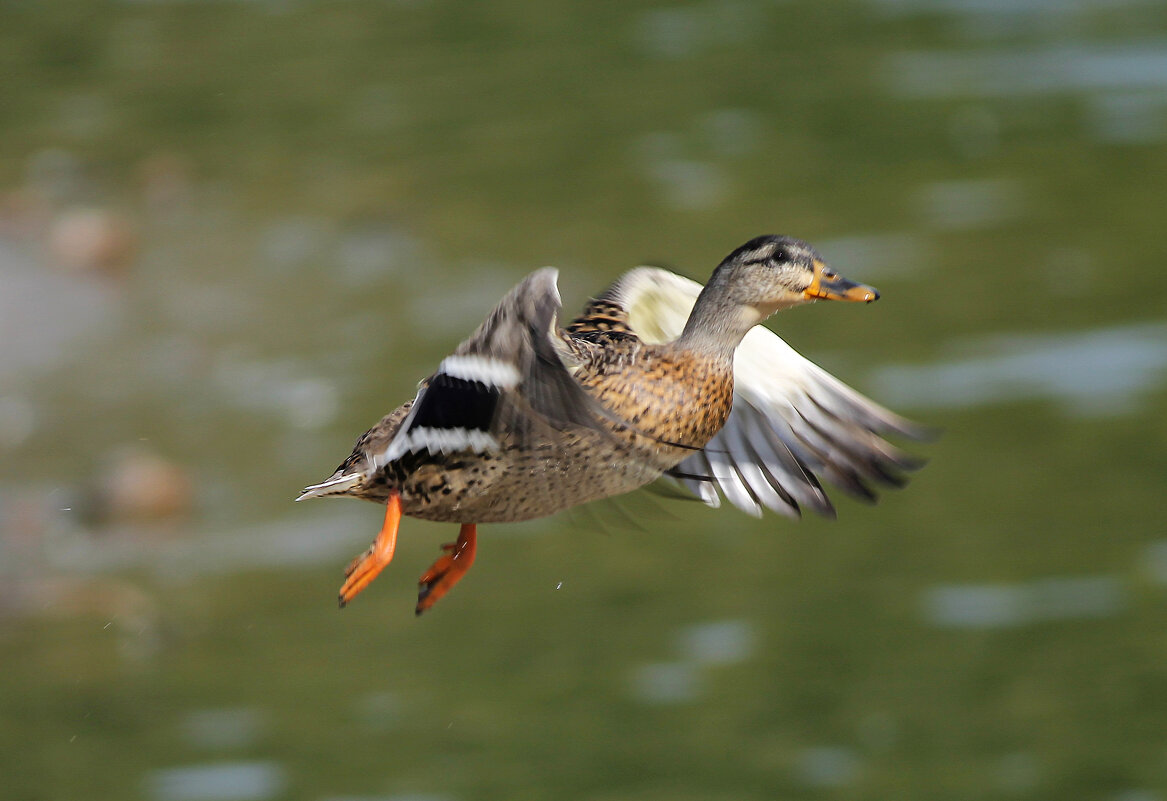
[4, 1, 1167, 799]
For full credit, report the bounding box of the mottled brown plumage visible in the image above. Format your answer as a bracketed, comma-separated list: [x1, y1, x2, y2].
[298, 235, 918, 614]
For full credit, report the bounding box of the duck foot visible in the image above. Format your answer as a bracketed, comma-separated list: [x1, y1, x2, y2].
[339, 492, 402, 607]
[416, 523, 477, 615]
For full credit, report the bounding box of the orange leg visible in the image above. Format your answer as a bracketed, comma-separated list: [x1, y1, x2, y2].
[415, 523, 477, 616]
[338, 492, 402, 608]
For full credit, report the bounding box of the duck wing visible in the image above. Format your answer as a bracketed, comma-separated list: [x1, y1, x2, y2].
[379, 268, 615, 466]
[597, 266, 930, 519]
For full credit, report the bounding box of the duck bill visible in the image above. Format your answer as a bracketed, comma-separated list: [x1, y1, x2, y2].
[803, 260, 880, 303]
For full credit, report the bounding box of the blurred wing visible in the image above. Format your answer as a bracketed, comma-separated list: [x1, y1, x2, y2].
[612, 267, 930, 519]
[381, 268, 612, 464]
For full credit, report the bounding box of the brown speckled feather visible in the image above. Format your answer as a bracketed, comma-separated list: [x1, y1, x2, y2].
[565, 296, 639, 345]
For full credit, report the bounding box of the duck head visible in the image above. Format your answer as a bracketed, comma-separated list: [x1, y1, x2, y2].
[679, 234, 879, 353]
[717, 234, 877, 312]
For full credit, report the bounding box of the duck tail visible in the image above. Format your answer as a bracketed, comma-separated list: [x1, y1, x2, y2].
[295, 472, 363, 502]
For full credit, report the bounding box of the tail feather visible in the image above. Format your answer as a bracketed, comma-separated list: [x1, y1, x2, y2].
[296, 472, 363, 501]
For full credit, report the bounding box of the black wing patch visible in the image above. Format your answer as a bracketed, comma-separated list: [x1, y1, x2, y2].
[408, 373, 499, 434]
[382, 268, 624, 463]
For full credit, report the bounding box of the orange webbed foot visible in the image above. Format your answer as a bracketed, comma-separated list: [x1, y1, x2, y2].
[338, 492, 401, 608]
[416, 523, 477, 616]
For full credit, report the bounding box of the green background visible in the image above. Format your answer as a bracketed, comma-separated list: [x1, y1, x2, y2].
[3, 1, 1167, 799]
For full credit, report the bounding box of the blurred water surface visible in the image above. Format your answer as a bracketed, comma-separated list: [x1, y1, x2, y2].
[3, 1, 1167, 800]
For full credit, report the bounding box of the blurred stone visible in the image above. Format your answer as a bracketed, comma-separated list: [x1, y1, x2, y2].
[96, 446, 195, 525]
[49, 207, 139, 277]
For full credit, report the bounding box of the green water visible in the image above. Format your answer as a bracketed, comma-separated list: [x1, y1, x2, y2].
[3, 1, 1167, 799]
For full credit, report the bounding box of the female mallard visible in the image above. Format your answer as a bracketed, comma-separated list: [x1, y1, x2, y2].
[298, 235, 927, 614]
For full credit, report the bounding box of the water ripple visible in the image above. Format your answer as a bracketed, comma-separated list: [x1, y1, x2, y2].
[871, 322, 1167, 416]
[145, 761, 285, 801]
[885, 43, 1167, 99]
[923, 575, 1127, 629]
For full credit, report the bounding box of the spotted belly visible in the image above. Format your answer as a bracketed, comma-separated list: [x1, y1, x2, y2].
[396, 433, 684, 524]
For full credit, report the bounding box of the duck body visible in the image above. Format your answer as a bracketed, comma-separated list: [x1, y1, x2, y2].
[299, 235, 921, 614]
[324, 334, 733, 525]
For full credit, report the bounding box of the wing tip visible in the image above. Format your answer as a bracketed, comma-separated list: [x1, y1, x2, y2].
[528, 266, 561, 299]
[890, 417, 943, 443]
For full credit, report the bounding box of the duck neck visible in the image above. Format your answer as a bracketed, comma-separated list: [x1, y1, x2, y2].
[676, 285, 769, 357]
